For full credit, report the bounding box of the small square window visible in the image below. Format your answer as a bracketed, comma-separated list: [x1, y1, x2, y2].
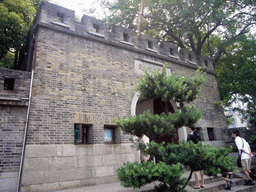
[104, 125, 116, 144]
[205, 60, 208, 66]
[74, 124, 91, 144]
[148, 41, 153, 49]
[170, 48, 173, 55]
[207, 127, 215, 141]
[57, 12, 64, 23]
[4, 78, 15, 91]
[123, 33, 129, 42]
[93, 23, 99, 33]
[189, 54, 192, 61]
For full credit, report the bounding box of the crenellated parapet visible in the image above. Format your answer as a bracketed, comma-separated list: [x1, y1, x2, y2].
[36, 1, 214, 72]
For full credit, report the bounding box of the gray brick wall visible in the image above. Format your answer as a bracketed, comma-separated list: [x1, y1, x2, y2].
[0, 106, 26, 174]
[23, 1, 227, 145]
[0, 68, 31, 101]
[0, 2, 229, 191]
[0, 68, 31, 175]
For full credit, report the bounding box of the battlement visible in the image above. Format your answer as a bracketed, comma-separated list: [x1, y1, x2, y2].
[36, 1, 214, 71]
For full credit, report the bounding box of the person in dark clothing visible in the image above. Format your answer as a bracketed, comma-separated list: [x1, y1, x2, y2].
[222, 171, 233, 190]
[187, 126, 200, 144]
[187, 126, 204, 189]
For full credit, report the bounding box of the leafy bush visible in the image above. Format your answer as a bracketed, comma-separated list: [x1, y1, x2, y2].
[143, 141, 235, 175]
[114, 65, 234, 191]
[116, 161, 186, 192]
[249, 135, 256, 145]
[117, 141, 235, 190]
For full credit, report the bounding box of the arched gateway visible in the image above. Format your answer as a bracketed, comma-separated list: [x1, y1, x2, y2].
[131, 93, 187, 144]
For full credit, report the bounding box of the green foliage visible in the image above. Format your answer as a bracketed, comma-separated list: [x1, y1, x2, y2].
[114, 63, 234, 191]
[249, 135, 256, 145]
[114, 64, 211, 190]
[118, 141, 235, 190]
[114, 64, 236, 190]
[103, 0, 256, 124]
[114, 64, 206, 140]
[115, 107, 201, 140]
[0, 51, 15, 68]
[136, 65, 206, 109]
[0, 0, 36, 64]
[143, 141, 235, 176]
[215, 34, 256, 125]
[116, 161, 186, 192]
[103, 0, 256, 57]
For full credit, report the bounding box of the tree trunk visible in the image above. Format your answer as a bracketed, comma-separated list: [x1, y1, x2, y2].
[137, 0, 145, 34]
[14, 50, 18, 69]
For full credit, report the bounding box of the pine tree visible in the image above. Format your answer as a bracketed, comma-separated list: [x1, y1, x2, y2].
[115, 65, 235, 191]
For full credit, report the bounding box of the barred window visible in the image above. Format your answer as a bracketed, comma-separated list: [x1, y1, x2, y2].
[74, 124, 91, 144]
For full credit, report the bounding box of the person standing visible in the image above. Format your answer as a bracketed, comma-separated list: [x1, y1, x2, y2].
[232, 130, 254, 185]
[187, 126, 205, 189]
[139, 134, 150, 162]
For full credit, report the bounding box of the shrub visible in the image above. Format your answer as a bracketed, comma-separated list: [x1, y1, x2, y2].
[116, 161, 186, 192]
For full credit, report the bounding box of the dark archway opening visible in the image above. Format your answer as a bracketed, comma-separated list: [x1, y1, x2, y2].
[153, 98, 179, 144]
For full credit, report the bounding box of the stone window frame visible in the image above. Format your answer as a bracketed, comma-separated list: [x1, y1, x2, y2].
[57, 12, 64, 23]
[93, 23, 100, 33]
[188, 54, 192, 61]
[123, 32, 129, 42]
[170, 48, 174, 55]
[148, 41, 153, 49]
[104, 125, 117, 144]
[204, 60, 208, 67]
[207, 127, 215, 141]
[3, 78, 15, 91]
[74, 124, 91, 144]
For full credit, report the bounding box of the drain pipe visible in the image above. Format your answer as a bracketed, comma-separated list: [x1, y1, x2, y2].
[17, 69, 34, 192]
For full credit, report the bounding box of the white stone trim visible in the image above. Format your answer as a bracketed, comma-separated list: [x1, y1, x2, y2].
[0, 96, 21, 101]
[131, 92, 140, 115]
[146, 48, 158, 53]
[134, 59, 171, 76]
[168, 54, 180, 60]
[88, 31, 106, 38]
[50, 21, 70, 28]
[141, 58, 165, 66]
[188, 60, 197, 65]
[120, 40, 134, 46]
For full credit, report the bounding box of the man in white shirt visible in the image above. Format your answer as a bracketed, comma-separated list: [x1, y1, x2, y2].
[232, 130, 254, 185]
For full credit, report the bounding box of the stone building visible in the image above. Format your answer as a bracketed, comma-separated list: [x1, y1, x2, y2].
[0, 1, 227, 191]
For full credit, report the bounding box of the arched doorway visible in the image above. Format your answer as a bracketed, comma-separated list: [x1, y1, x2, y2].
[153, 98, 179, 144]
[135, 96, 179, 144]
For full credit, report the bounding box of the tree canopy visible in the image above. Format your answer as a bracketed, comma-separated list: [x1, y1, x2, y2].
[215, 34, 256, 125]
[103, 0, 256, 58]
[101, 0, 256, 126]
[0, 0, 36, 67]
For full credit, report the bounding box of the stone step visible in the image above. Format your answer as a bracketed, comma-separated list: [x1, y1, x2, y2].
[217, 184, 256, 192]
[186, 177, 245, 192]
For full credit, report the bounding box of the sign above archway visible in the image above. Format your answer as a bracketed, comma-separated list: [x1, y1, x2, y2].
[134, 58, 171, 76]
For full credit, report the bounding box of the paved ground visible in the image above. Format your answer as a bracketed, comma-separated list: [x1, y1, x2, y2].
[54, 171, 201, 192]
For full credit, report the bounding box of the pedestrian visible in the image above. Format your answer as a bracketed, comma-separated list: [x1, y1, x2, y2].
[139, 134, 150, 162]
[187, 126, 205, 189]
[221, 171, 233, 190]
[232, 130, 254, 185]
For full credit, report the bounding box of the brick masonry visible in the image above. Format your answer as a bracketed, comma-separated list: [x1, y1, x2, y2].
[0, 1, 229, 191]
[0, 68, 31, 192]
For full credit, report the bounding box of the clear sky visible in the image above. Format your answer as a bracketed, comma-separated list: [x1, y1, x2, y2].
[50, 0, 112, 20]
